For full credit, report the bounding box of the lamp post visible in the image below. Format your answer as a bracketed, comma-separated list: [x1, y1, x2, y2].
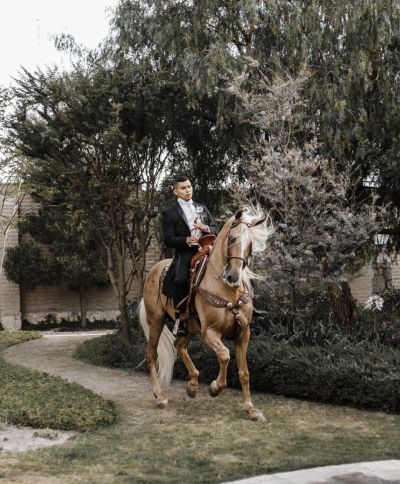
[371, 233, 391, 294]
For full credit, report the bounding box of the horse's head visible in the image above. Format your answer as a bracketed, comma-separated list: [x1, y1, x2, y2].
[223, 208, 267, 288]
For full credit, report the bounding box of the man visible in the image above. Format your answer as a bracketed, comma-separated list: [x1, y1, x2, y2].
[162, 175, 218, 336]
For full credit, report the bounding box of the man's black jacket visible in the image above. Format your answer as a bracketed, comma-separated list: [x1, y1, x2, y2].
[161, 200, 218, 303]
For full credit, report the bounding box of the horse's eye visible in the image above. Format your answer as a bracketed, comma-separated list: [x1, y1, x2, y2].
[228, 235, 236, 244]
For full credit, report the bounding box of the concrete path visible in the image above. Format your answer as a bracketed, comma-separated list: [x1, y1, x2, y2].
[226, 460, 400, 483]
[3, 332, 400, 483]
[3, 331, 187, 411]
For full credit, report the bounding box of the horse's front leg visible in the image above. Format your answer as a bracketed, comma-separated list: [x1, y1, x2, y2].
[175, 333, 199, 398]
[235, 326, 266, 422]
[203, 328, 230, 397]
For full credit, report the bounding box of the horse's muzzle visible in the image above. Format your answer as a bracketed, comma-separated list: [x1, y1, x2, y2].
[223, 270, 241, 288]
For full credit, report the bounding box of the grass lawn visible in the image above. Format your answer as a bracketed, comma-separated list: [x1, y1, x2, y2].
[0, 331, 117, 432]
[0, 382, 400, 483]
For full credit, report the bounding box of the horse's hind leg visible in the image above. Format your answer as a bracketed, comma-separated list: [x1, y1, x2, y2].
[175, 334, 199, 398]
[235, 326, 266, 422]
[203, 328, 230, 397]
[146, 313, 169, 409]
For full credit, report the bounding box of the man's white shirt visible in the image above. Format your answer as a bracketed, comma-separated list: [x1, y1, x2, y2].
[178, 198, 201, 236]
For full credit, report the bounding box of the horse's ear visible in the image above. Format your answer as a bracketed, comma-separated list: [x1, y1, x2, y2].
[234, 209, 244, 220]
[253, 217, 267, 226]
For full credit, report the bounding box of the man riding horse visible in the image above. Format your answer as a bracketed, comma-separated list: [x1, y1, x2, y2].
[162, 175, 218, 336]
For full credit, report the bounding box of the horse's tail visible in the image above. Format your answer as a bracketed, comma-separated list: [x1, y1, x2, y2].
[138, 299, 177, 388]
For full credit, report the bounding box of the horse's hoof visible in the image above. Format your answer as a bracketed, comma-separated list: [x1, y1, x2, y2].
[186, 384, 197, 399]
[209, 380, 222, 397]
[248, 409, 266, 423]
[156, 399, 168, 409]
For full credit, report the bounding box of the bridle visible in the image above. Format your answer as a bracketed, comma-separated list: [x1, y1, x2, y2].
[195, 218, 257, 322]
[206, 219, 255, 283]
[225, 221, 254, 269]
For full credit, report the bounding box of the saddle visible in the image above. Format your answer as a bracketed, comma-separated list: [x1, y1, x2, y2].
[190, 234, 216, 269]
[177, 234, 217, 320]
[159, 234, 216, 317]
[160, 233, 252, 331]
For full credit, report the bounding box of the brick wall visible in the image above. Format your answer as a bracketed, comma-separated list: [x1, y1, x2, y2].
[0, 189, 161, 328]
[0, 190, 21, 329]
[1, 187, 399, 328]
[349, 256, 400, 303]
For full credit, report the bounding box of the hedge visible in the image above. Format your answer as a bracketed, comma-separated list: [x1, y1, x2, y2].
[76, 332, 400, 413]
[0, 331, 117, 431]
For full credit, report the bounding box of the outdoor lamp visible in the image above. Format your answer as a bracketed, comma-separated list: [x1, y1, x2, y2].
[373, 233, 389, 247]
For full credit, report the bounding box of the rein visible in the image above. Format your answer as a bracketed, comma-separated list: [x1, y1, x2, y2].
[196, 219, 255, 326]
[208, 220, 254, 279]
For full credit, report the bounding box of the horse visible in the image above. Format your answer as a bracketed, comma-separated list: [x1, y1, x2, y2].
[139, 206, 273, 422]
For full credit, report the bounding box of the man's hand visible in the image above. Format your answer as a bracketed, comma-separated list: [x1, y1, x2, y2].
[193, 220, 209, 232]
[186, 235, 199, 246]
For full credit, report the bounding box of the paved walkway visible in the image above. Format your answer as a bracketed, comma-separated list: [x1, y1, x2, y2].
[226, 460, 400, 483]
[3, 332, 400, 483]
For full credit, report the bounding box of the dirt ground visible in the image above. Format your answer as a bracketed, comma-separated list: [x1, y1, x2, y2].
[0, 331, 193, 454]
[0, 422, 78, 454]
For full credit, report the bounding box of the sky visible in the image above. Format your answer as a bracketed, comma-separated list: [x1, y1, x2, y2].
[0, 0, 120, 88]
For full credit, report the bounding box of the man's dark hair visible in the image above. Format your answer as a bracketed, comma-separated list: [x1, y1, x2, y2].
[173, 175, 190, 187]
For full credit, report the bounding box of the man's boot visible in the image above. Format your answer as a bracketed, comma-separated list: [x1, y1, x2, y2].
[172, 311, 188, 337]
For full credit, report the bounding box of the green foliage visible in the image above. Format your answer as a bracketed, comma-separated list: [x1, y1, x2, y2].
[21, 318, 117, 332]
[0, 332, 117, 431]
[0, 331, 41, 351]
[111, 0, 257, 211]
[5, 57, 175, 337]
[76, 330, 400, 413]
[230, 70, 380, 293]
[3, 241, 56, 290]
[112, 0, 400, 239]
[75, 333, 145, 370]
[17, 208, 110, 293]
[381, 288, 400, 316]
[174, 337, 400, 412]
[351, 289, 400, 348]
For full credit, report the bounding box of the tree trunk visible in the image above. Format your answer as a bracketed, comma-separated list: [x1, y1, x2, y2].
[104, 241, 132, 343]
[79, 288, 87, 328]
[119, 294, 131, 342]
[118, 250, 132, 343]
[328, 281, 357, 331]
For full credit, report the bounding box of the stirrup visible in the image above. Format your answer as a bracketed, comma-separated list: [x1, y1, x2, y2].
[172, 317, 188, 337]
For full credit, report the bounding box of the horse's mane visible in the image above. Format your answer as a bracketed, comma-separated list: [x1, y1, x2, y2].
[215, 205, 274, 281]
[241, 205, 274, 253]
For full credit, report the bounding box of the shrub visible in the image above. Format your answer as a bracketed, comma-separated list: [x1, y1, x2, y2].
[0, 331, 41, 350]
[21, 317, 117, 332]
[75, 332, 400, 413]
[0, 331, 117, 431]
[382, 288, 400, 316]
[75, 333, 146, 370]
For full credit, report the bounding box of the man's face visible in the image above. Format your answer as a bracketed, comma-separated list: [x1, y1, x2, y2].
[173, 180, 193, 201]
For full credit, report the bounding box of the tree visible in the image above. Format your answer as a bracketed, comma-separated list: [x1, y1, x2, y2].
[5, 54, 173, 341]
[0, 88, 30, 276]
[111, 0, 400, 241]
[3, 200, 109, 327]
[110, 0, 266, 211]
[229, 67, 383, 328]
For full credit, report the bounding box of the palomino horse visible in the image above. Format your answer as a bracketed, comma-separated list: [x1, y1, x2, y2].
[139, 207, 273, 422]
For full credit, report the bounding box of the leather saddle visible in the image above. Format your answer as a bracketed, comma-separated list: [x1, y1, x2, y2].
[178, 234, 217, 319]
